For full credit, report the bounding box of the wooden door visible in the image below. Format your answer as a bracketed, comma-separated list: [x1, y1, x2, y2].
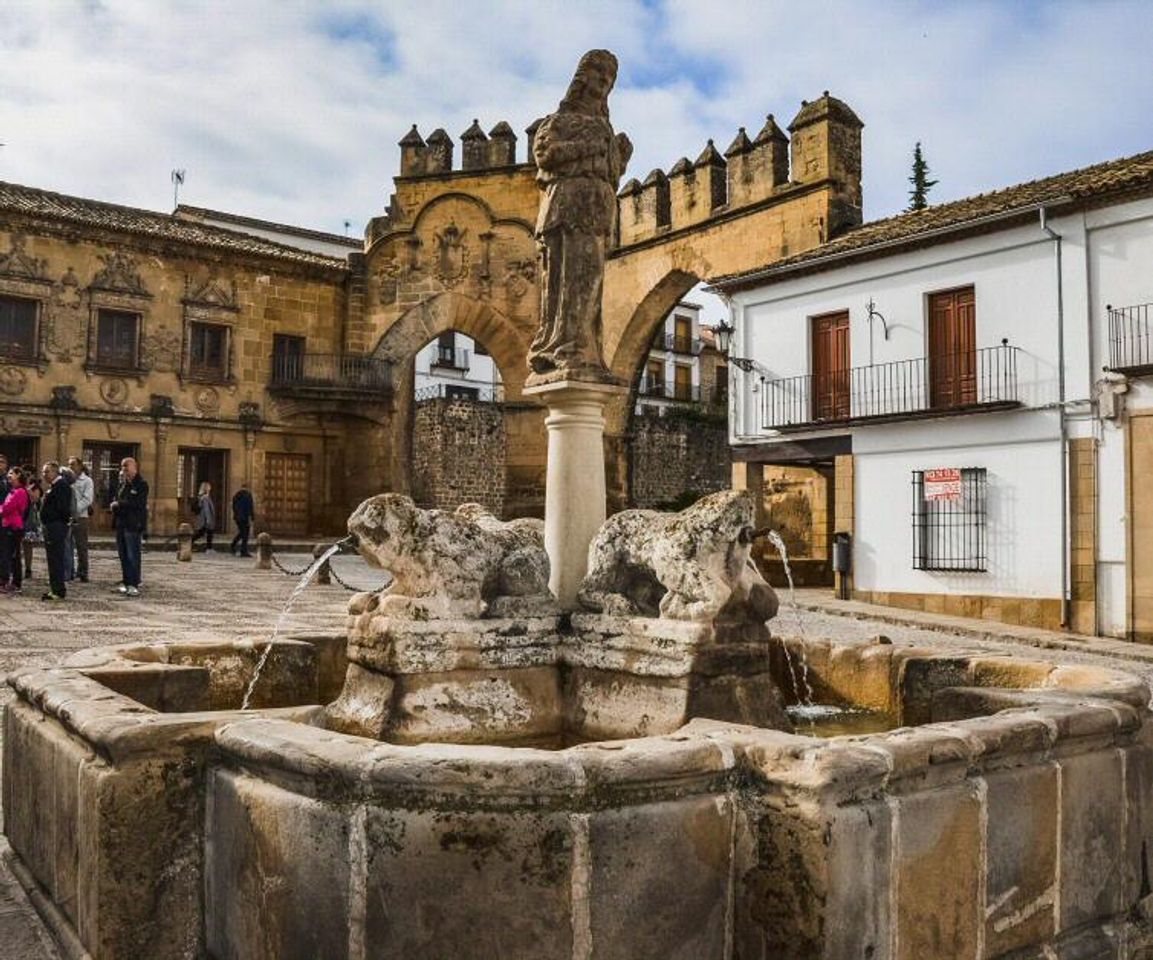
[674, 364, 692, 400]
[811, 311, 850, 420]
[264, 453, 310, 535]
[929, 287, 977, 408]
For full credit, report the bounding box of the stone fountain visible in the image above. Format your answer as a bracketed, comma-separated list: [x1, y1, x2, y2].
[7, 49, 1153, 960]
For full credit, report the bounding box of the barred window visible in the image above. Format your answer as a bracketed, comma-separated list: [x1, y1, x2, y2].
[912, 468, 987, 572]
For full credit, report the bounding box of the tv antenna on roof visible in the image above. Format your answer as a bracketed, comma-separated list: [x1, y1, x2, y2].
[171, 169, 186, 211]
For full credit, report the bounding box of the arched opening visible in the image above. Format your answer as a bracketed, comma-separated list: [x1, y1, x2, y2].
[371, 292, 545, 518]
[606, 271, 731, 511]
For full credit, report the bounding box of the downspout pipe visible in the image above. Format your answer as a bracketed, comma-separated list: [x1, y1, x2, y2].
[1039, 206, 1070, 628]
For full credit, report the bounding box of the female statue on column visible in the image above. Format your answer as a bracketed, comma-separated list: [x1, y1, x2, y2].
[527, 49, 633, 382]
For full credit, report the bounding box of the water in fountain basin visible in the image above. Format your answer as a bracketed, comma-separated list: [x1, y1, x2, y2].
[241, 542, 342, 710]
[765, 530, 815, 707]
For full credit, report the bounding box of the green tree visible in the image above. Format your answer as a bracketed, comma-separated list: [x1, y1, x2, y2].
[907, 141, 938, 211]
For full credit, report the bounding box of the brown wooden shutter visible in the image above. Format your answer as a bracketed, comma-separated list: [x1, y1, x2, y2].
[928, 287, 976, 408]
[811, 310, 850, 420]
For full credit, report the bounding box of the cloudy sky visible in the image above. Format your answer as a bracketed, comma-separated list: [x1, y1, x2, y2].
[2, 0, 1151, 320]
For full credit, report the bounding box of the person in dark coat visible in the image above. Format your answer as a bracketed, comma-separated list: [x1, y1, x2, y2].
[230, 483, 255, 557]
[39, 461, 71, 601]
[110, 457, 148, 597]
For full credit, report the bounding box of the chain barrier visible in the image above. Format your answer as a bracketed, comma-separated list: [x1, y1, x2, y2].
[327, 561, 369, 593]
[265, 545, 389, 593]
[268, 551, 314, 577]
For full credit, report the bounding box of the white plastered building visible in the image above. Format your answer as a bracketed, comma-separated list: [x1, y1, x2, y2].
[712, 150, 1153, 638]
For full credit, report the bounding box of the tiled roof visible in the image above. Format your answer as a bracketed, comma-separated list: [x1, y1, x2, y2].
[710, 148, 1153, 290]
[0, 181, 350, 270]
[174, 204, 361, 249]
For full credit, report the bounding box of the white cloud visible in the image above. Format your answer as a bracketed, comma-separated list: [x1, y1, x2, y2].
[0, 0, 1150, 246]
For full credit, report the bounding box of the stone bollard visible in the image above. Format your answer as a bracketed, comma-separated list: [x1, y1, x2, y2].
[177, 523, 193, 562]
[312, 543, 332, 585]
[256, 532, 273, 570]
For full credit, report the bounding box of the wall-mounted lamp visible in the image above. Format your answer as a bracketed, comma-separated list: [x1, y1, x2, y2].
[866, 297, 890, 341]
[714, 319, 762, 373]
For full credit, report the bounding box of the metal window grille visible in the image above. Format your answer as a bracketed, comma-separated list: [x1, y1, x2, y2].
[912, 468, 988, 572]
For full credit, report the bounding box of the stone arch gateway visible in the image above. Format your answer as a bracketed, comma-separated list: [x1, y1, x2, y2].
[344, 93, 863, 510]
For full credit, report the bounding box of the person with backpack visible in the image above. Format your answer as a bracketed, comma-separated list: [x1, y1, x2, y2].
[0, 466, 30, 594]
[191, 481, 216, 553]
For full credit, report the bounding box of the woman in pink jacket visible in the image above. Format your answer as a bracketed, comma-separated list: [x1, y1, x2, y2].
[1, 466, 30, 593]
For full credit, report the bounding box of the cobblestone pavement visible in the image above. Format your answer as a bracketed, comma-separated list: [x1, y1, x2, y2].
[5, 560, 1153, 957]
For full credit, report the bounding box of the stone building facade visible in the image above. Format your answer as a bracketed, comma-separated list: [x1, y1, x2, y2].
[0, 189, 381, 538]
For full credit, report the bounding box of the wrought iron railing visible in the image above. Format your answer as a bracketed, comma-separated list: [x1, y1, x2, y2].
[761, 344, 1020, 429]
[638, 376, 700, 402]
[431, 346, 470, 370]
[270, 352, 391, 391]
[413, 383, 502, 403]
[660, 333, 703, 355]
[1107, 302, 1153, 371]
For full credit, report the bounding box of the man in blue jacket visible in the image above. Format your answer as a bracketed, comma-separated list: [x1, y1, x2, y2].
[110, 457, 148, 597]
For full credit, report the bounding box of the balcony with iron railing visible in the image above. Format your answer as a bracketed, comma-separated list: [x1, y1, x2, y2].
[658, 333, 703, 356]
[414, 383, 503, 404]
[638, 376, 701, 403]
[1107, 302, 1153, 373]
[431, 346, 470, 371]
[269, 352, 392, 401]
[760, 343, 1021, 430]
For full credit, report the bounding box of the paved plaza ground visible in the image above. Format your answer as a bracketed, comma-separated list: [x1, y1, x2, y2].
[3, 553, 1153, 957]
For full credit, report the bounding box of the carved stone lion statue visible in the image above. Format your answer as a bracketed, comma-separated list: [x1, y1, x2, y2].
[346, 494, 553, 620]
[578, 490, 779, 623]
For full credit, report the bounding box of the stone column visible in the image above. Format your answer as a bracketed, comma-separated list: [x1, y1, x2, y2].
[243, 430, 256, 487]
[154, 421, 169, 533]
[55, 420, 70, 462]
[524, 379, 626, 608]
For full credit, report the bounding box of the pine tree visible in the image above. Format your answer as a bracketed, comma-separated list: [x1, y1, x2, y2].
[907, 141, 938, 211]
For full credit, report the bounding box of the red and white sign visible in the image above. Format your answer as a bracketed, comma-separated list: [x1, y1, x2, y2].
[924, 468, 963, 502]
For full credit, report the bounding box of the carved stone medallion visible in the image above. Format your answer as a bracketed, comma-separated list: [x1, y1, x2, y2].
[99, 377, 129, 407]
[194, 386, 220, 414]
[0, 366, 28, 397]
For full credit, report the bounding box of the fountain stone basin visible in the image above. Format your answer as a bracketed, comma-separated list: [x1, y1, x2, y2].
[7, 630, 1153, 960]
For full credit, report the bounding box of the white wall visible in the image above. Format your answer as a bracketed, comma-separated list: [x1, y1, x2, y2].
[853, 412, 1064, 598]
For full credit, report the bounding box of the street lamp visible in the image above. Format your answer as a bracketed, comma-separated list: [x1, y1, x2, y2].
[713, 318, 758, 373]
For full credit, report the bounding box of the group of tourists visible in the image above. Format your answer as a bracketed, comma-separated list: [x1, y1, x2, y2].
[0, 454, 257, 602]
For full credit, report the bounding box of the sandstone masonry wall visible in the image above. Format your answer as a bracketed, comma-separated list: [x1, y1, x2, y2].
[412, 397, 506, 515]
[631, 413, 730, 509]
